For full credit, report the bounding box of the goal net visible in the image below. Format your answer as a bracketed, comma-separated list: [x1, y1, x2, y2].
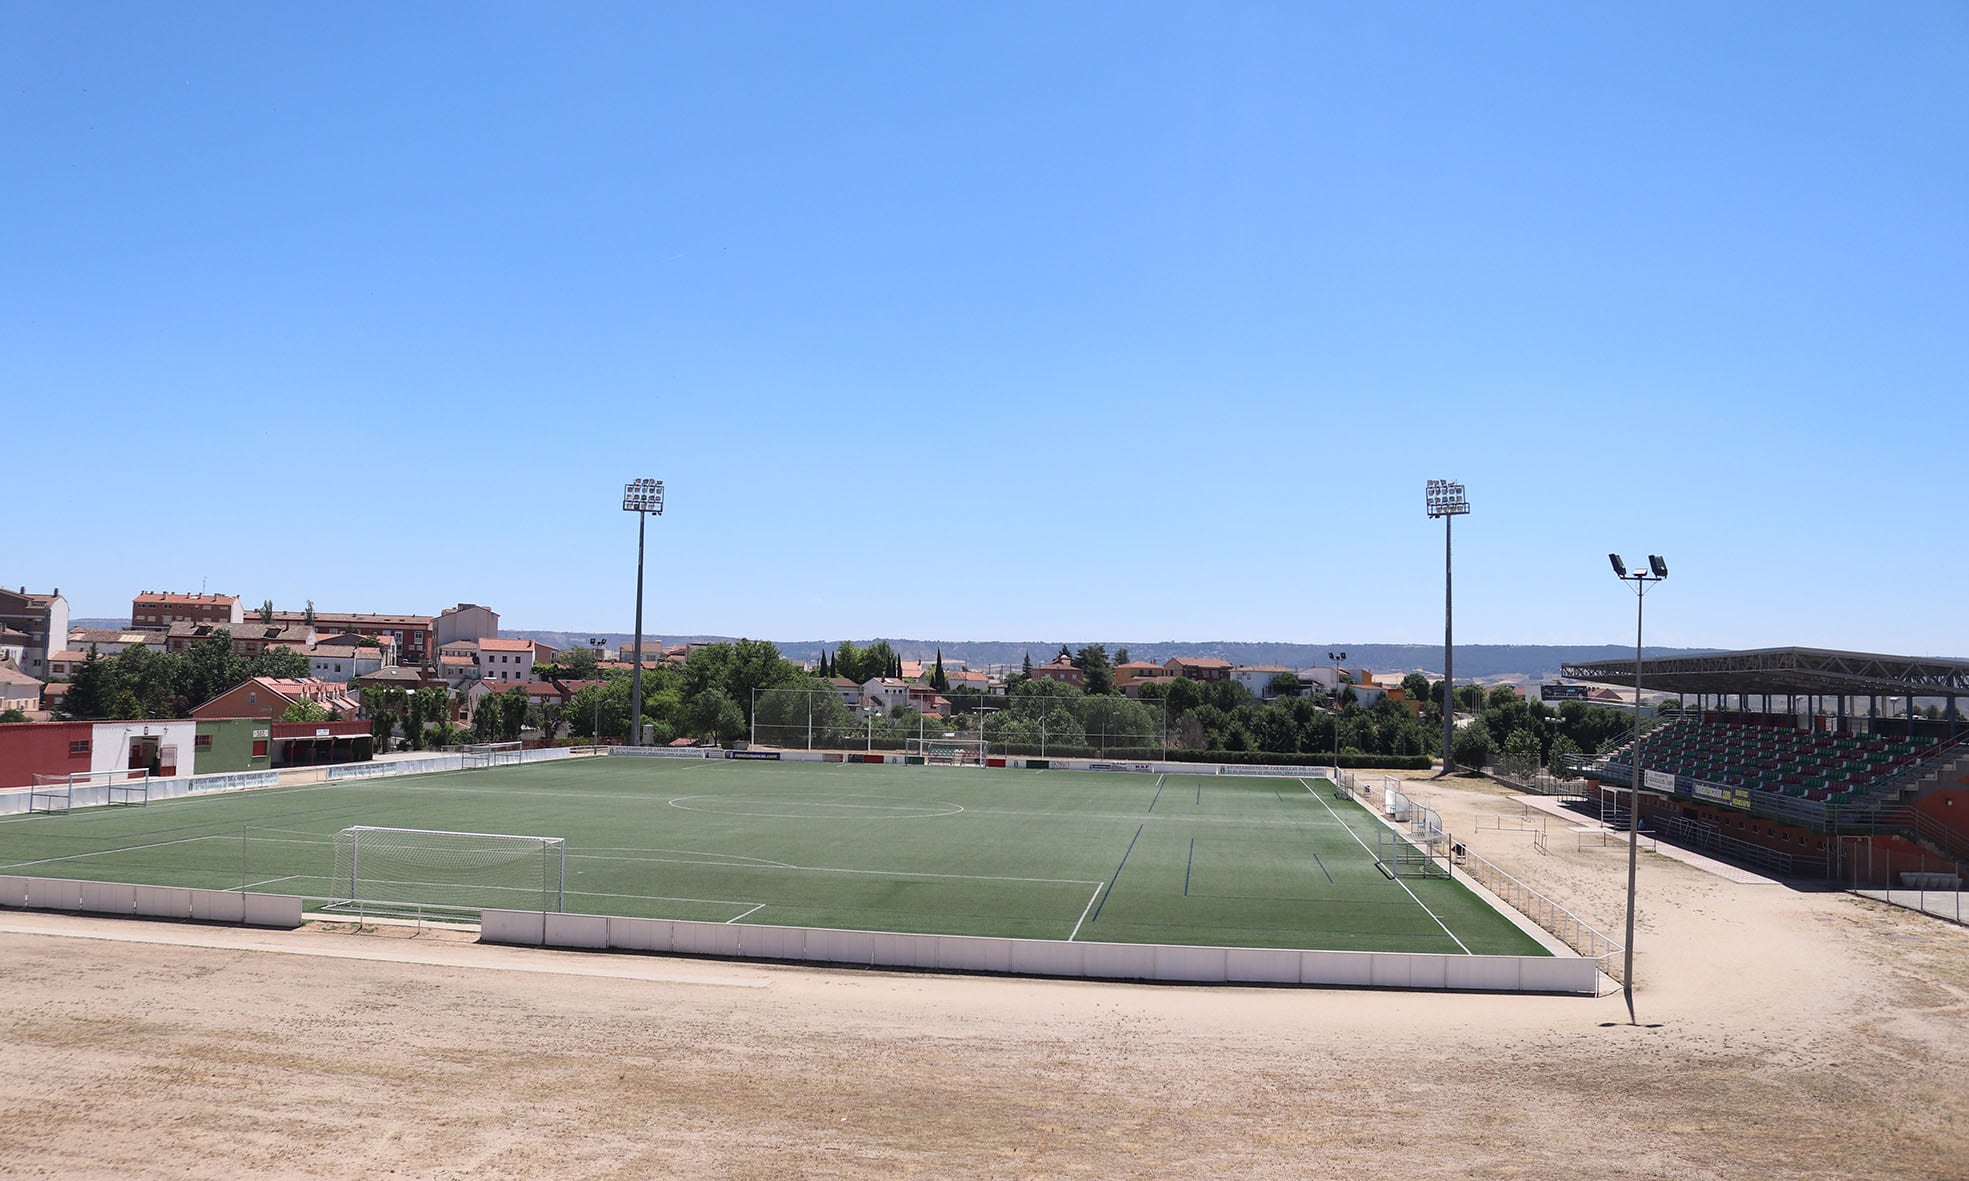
[28, 769, 151, 813]
[461, 741, 524, 770]
[1376, 827, 1451, 879]
[907, 737, 987, 766]
[328, 826, 566, 914]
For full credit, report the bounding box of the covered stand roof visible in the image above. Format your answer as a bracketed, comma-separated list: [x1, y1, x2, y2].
[1561, 646, 1969, 699]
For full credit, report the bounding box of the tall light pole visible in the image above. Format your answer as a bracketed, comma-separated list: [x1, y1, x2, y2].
[1426, 480, 1469, 776]
[623, 479, 665, 746]
[1327, 651, 1347, 764]
[1610, 551, 1667, 1025]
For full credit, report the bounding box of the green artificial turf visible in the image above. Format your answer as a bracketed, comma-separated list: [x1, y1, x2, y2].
[0, 758, 1547, 956]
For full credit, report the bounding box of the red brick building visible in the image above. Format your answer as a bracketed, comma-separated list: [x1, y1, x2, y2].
[1165, 656, 1232, 682]
[1030, 659, 1085, 688]
[132, 592, 244, 631]
[269, 611, 434, 667]
[189, 677, 360, 722]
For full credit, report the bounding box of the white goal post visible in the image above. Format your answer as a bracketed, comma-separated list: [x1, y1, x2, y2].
[906, 736, 987, 766]
[28, 769, 152, 813]
[329, 826, 566, 914]
[460, 741, 524, 769]
[1376, 827, 1451, 879]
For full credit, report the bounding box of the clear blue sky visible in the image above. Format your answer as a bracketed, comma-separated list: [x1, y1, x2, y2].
[6, 3, 1965, 655]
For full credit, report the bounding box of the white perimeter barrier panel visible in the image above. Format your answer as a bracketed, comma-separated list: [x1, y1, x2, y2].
[0, 770, 283, 817]
[481, 909, 1600, 995]
[0, 876, 302, 927]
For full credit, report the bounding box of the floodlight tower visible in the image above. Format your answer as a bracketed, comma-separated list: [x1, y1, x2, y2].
[623, 478, 665, 746]
[1327, 651, 1347, 762]
[1425, 480, 1469, 775]
[1609, 551, 1667, 1024]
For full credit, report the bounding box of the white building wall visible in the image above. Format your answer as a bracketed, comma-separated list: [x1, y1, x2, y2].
[89, 720, 198, 779]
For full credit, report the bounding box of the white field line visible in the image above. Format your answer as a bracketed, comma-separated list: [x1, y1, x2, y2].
[240, 875, 306, 891]
[724, 903, 767, 924]
[573, 851, 1099, 888]
[1067, 881, 1104, 942]
[0, 833, 227, 872]
[1299, 778, 1471, 956]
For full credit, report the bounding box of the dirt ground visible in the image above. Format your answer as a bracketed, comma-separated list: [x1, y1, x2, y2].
[3, 772, 1966, 1180]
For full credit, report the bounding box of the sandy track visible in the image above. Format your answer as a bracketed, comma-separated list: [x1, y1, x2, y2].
[2, 774, 1965, 1179]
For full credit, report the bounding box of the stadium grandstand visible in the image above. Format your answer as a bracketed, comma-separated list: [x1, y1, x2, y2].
[1560, 647, 1969, 888]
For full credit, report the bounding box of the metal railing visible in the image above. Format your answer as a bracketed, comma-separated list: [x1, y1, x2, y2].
[1457, 848, 1623, 987]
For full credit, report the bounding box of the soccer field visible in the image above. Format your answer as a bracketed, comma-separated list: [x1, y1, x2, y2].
[0, 757, 1546, 956]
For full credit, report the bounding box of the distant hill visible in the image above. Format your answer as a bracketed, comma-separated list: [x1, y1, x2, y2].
[512, 632, 1716, 684]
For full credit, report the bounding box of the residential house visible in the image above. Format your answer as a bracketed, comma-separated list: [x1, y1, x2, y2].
[45, 650, 93, 680]
[946, 669, 996, 697]
[1115, 661, 1175, 698]
[306, 644, 386, 684]
[1030, 659, 1084, 688]
[0, 626, 29, 669]
[1165, 656, 1231, 682]
[434, 602, 500, 647]
[828, 677, 862, 708]
[189, 676, 360, 722]
[131, 591, 242, 631]
[65, 628, 160, 657]
[905, 684, 951, 715]
[477, 637, 536, 684]
[269, 610, 435, 667]
[350, 665, 432, 695]
[0, 666, 42, 713]
[861, 677, 909, 712]
[1232, 665, 1298, 699]
[164, 620, 315, 659]
[0, 586, 69, 680]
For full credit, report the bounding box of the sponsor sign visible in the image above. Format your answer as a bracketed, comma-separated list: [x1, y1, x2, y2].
[723, 749, 782, 761]
[1691, 782, 1753, 810]
[1540, 684, 1591, 701]
[1644, 769, 1677, 793]
[1088, 762, 1155, 774]
[315, 728, 332, 738]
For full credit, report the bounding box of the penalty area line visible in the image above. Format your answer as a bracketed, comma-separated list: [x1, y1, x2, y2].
[1067, 881, 1103, 942]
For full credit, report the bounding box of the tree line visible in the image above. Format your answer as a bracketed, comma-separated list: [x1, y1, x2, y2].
[58, 634, 315, 720]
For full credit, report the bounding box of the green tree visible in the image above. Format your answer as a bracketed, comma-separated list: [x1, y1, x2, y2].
[1502, 727, 1540, 761]
[63, 646, 111, 718]
[183, 631, 246, 712]
[1546, 734, 1583, 778]
[498, 688, 529, 742]
[687, 688, 747, 743]
[472, 693, 503, 741]
[0, 708, 28, 723]
[1114, 647, 1130, 666]
[931, 648, 949, 693]
[249, 646, 310, 680]
[258, 599, 274, 623]
[553, 646, 599, 680]
[1074, 645, 1114, 695]
[280, 699, 330, 722]
[1268, 672, 1302, 698]
[1452, 718, 1492, 770]
[1401, 672, 1433, 705]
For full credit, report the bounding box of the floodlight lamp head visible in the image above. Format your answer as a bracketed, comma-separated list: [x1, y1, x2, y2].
[1608, 553, 1627, 577]
[1424, 478, 1469, 518]
[622, 478, 665, 514]
[1649, 555, 1668, 579]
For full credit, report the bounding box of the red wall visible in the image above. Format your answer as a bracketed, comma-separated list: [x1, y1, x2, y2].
[0, 721, 109, 790]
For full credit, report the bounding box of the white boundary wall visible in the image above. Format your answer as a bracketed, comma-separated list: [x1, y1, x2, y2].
[482, 909, 1600, 995]
[0, 876, 302, 927]
[0, 769, 283, 818]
